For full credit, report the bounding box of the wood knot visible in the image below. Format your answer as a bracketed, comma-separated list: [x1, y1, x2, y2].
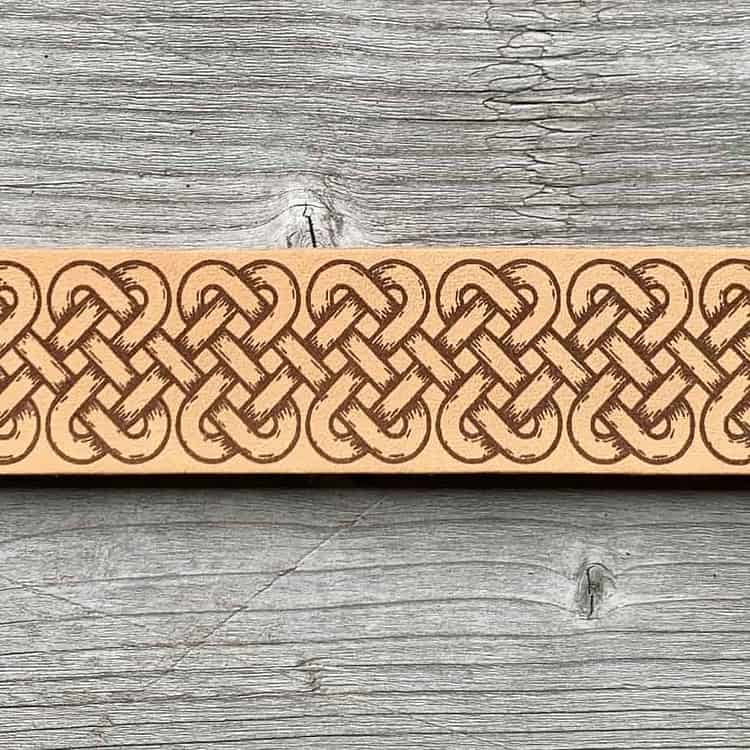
[296, 656, 323, 693]
[576, 562, 615, 620]
[283, 191, 347, 248]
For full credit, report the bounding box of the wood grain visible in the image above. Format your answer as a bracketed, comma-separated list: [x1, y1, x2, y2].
[2, 479, 749, 748]
[1, 1, 749, 248]
[1, 0, 750, 747]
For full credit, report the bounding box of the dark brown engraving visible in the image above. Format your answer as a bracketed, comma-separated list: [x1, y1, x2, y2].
[0, 252, 748, 471]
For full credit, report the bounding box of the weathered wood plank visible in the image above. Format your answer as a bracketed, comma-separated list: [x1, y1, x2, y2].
[1, 1, 749, 247]
[1, 480, 749, 748]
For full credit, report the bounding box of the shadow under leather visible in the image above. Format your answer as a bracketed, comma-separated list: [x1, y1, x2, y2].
[0, 473, 746, 500]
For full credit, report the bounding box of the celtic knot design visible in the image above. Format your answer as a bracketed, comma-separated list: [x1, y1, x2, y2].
[2, 252, 750, 471]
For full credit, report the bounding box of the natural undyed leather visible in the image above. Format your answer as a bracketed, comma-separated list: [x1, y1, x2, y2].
[0, 247, 746, 474]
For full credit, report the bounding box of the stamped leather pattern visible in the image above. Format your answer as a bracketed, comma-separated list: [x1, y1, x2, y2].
[0, 248, 747, 474]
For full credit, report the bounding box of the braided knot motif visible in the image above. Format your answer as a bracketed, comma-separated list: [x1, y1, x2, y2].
[435, 260, 562, 463]
[566, 260, 693, 464]
[0, 263, 42, 463]
[3, 254, 750, 469]
[176, 261, 301, 463]
[700, 261, 750, 464]
[306, 260, 431, 463]
[47, 261, 173, 464]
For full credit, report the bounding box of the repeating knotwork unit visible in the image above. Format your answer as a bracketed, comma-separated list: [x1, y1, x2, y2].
[1, 256, 749, 467]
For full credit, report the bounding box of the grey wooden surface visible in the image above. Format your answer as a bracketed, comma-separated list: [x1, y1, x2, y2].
[2, 1, 750, 748]
[2, 480, 750, 748]
[2, 0, 750, 248]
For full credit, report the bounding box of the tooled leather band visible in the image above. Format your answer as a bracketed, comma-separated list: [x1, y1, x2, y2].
[0, 247, 746, 474]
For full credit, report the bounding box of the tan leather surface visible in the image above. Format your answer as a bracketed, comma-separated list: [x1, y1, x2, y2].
[0, 247, 747, 474]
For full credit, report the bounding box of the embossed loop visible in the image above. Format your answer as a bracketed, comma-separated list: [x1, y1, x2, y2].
[306, 260, 431, 464]
[176, 261, 301, 463]
[0, 247, 748, 474]
[436, 260, 562, 464]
